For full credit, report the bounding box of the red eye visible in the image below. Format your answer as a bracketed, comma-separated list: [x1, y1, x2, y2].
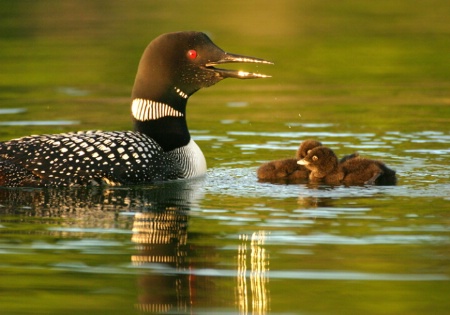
[187, 49, 197, 59]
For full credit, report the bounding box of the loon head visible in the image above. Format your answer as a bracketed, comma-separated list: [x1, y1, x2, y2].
[131, 31, 272, 101]
[131, 31, 271, 152]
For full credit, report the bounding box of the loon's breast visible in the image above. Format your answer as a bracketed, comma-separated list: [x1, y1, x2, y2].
[167, 139, 207, 179]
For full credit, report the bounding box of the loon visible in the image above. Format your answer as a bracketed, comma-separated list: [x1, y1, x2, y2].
[0, 31, 272, 187]
[298, 146, 397, 186]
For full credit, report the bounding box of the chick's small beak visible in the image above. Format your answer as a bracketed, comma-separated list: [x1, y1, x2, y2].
[298, 159, 308, 165]
[205, 52, 272, 79]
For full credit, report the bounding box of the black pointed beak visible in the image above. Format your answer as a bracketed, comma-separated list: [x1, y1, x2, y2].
[205, 52, 273, 79]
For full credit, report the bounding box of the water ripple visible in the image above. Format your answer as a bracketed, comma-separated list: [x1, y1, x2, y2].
[228, 131, 376, 138]
[267, 233, 449, 245]
[133, 265, 449, 281]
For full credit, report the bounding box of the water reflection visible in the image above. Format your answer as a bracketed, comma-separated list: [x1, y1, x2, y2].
[236, 232, 270, 315]
[0, 179, 203, 215]
[0, 180, 206, 313]
[132, 210, 191, 313]
[0, 179, 274, 314]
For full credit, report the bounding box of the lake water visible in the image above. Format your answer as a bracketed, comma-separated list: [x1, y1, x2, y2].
[1, 1, 449, 314]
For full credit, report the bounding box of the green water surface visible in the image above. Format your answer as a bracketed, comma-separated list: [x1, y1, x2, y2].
[1, 1, 449, 314]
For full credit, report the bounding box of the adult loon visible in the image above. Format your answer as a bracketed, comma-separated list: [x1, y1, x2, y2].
[0, 31, 272, 187]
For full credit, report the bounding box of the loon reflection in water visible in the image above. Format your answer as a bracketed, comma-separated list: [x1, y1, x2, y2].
[0, 179, 270, 314]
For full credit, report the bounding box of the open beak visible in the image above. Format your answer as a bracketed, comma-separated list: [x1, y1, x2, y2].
[205, 52, 273, 79]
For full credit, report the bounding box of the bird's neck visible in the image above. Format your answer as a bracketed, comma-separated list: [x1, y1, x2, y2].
[311, 160, 339, 180]
[131, 86, 191, 152]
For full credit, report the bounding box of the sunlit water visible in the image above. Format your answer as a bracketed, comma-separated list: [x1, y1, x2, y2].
[1, 1, 450, 314]
[1, 126, 449, 314]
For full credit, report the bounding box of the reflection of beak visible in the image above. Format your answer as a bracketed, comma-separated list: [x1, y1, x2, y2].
[205, 52, 273, 79]
[298, 159, 308, 165]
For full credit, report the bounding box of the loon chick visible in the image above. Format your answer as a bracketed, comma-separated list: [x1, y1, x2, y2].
[0, 31, 272, 187]
[297, 146, 396, 186]
[257, 139, 322, 182]
[257, 139, 359, 183]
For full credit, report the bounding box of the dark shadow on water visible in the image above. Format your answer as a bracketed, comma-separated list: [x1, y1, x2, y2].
[0, 179, 204, 214]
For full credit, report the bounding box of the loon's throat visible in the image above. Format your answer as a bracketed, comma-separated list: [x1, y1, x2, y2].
[131, 88, 191, 152]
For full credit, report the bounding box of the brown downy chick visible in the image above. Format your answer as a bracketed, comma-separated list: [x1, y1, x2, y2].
[298, 146, 396, 186]
[257, 139, 322, 182]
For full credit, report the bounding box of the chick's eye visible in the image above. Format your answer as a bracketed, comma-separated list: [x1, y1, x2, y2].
[312, 156, 318, 161]
[187, 50, 197, 59]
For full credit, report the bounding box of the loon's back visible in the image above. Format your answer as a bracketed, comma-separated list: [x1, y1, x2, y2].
[0, 131, 179, 187]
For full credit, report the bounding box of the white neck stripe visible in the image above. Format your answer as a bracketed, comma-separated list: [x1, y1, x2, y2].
[131, 98, 183, 121]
